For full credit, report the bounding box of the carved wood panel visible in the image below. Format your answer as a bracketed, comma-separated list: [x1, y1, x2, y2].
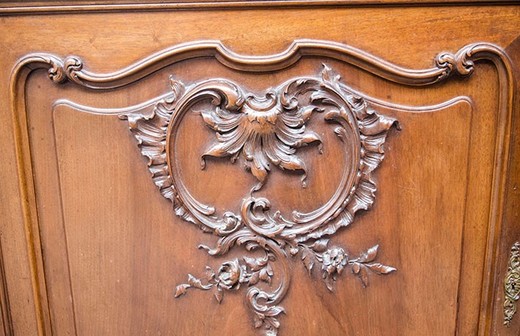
[1, 5, 519, 336]
[94, 65, 399, 335]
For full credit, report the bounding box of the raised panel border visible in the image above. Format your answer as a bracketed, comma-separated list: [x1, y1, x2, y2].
[8, 39, 516, 335]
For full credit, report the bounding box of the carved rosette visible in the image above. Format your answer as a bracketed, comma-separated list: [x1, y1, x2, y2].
[119, 65, 398, 335]
[504, 242, 520, 327]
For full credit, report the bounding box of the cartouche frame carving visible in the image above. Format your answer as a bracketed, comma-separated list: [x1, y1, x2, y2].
[10, 39, 515, 336]
[115, 65, 398, 335]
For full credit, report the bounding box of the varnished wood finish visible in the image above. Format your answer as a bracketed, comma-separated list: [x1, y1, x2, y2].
[0, 2, 519, 335]
[0, 0, 518, 16]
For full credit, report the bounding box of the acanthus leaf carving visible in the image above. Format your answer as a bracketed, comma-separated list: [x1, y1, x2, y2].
[118, 65, 398, 335]
[11, 40, 516, 336]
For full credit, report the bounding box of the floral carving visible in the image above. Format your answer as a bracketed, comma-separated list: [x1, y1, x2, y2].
[175, 255, 274, 303]
[120, 65, 398, 335]
[297, 241, 395, 291]
[200, 89, 322, 191]
[323, 247, 348, 275]
[15, 40, 515, 336]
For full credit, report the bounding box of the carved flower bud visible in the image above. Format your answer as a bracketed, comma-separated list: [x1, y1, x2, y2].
[322, 247, 348, 275]
[217, 259, 243, 289]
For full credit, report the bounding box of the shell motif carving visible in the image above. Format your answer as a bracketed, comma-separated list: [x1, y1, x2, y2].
[119, 65, 398, 335]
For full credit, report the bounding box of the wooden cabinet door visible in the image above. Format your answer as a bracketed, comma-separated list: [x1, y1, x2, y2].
[0, 2, 519, 335]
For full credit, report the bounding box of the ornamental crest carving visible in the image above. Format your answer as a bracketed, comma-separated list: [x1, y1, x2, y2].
[119, 65, 398, 335]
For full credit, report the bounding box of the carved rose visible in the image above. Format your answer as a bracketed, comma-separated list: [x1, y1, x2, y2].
[217, 259, 245, 289]
[322, 247, 348, 276]
[200, 90, 322, 190]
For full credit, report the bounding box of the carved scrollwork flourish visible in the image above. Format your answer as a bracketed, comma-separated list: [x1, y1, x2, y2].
[435, 48, 475, 79]
[10, 39, 517, 336]
[504, 241, 520, 327]
[117, 65, 397, 335]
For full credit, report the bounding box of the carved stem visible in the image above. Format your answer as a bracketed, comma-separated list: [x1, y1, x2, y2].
[10, 41, 516, 336]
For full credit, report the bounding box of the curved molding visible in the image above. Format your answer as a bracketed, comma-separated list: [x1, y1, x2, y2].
[54, 93, 473, 116]
[9, 40, 515, 335]
[12, 40, 490, 90]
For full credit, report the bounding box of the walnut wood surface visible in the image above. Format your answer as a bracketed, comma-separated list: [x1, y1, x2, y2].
[0, 0, 518, 16]
[0, 4, 519, 336]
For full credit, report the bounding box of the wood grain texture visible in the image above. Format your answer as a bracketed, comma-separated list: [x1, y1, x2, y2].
[59, 66, 399, 335]
[490, 36, 520, 334]
[0, 0, 518, 16]
[0, 240, 13, 336]
[0, 4, 519, 336]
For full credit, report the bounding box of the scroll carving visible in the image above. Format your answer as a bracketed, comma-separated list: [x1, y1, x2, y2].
[117, 65, 397, 335]
[504, 241, 520, 327]
[10, 40, 515, 335]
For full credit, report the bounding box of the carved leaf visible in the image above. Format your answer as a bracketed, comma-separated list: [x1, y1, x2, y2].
[310, 239, 329, 253]
[187, 274, 212, 290]
[205, 266, 216, 280]
[321, 63, 341, 85]
[294, 131, 322, 149]
[169, 77, 185, 101]
[352, 262, 361, 275]
[358, 245, 379, 263]
[356, 265, 369, 288]
[324, 275, 334, 292]
[266, 317, 280, 329]
[214, 287, 223, 304]
[279, 152, 305, 171]
[249, 272, 260, 286]
[309, 91, 338, 106]
[265, 306, 285, 317]
[301, 248, 315, 274]
[259, 268, 272, 284]
[203, 141, 239, 159]
[366, 263, 397, 274]
[254, 315, 264, 329]
[265, 263, 274, 276]
[174, 284, 190, 298]
[250, 155, 269, 186]
[243, 256, 268, 271]
[282, 105, 315, 127]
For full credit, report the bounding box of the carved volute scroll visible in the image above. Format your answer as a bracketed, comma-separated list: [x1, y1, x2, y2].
[9, 40, 515, 336]
[504, 242, 520, 327]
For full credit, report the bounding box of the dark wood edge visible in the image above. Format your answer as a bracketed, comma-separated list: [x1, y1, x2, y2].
[0, 0, 519, 16]
[8, 40, 515, 335]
